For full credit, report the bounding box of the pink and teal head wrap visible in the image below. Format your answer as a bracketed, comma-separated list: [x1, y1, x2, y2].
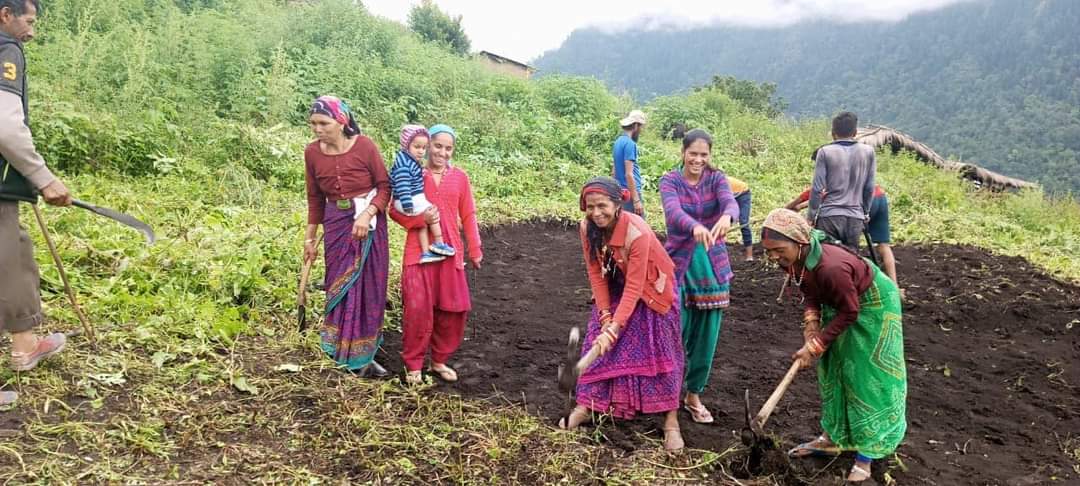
[310, 96, 361, 137]
[400, 124, 429, 152]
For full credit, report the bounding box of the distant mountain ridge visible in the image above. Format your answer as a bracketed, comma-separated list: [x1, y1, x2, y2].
[535, 0, 1080, 194]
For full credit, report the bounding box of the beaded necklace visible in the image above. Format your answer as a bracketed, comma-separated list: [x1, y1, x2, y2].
[790, 246, 808, 285]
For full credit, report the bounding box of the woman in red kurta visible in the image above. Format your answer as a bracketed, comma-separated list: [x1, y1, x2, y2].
[389, 124, 482, 385]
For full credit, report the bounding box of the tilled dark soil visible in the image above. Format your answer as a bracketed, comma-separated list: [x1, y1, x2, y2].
[382, 221, 1080, 485]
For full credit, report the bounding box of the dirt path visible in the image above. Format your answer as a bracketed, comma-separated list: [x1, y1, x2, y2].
[381, 221, 1080, 485]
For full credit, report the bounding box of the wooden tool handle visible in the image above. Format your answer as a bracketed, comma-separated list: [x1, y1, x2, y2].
[298, 258, 314, 306]
[32, 204, 96, 344]
[753, 360, 802, 430]
[575, 343, 603, 374]
[298, 234, 323, 305]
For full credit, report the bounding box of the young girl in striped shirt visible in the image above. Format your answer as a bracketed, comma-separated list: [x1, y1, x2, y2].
[390, 125, 455, 263]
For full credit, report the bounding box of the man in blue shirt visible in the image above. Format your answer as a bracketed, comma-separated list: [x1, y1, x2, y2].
[613, 110, 646, 216]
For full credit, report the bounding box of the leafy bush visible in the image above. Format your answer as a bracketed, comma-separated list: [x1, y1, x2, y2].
[534, 76, 617, 124]
[696, 75, 788, 118]
[32, 101, 179, 176]
[647, 89, 737, 138]
[407, 0, 471, 56]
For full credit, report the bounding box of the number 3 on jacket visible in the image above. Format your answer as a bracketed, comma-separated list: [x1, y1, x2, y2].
[3, 62, 16, 81]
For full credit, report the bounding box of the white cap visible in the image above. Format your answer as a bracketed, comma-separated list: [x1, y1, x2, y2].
[619, 110, 647, 128]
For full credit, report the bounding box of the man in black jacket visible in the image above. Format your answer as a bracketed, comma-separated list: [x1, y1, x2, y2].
[0, 0, 72, 408]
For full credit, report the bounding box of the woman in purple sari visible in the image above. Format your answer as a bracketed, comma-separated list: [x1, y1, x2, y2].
[303, 96, 391, 377]
[561, 177, 686, 451]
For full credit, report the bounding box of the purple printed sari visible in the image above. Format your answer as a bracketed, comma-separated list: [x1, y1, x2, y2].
[320, 203, 389, 370]
[576, 291, 685, 419]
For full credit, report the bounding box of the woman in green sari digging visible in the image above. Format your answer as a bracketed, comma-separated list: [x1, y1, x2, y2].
[760, 208, 907, 483]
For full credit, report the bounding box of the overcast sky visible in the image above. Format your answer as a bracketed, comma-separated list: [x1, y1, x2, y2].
[362, 0, 972, 62]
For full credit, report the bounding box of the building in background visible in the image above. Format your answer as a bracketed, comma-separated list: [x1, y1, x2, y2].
[477, 51, 536, 79]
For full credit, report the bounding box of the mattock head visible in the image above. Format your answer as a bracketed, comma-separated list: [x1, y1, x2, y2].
[557, 326, 582, 394]
[741, 388, 757, 446]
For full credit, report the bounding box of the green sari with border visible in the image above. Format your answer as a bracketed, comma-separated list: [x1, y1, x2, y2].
[805, 231, 907, 459]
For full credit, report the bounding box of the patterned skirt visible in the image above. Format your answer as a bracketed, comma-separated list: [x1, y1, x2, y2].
[818, 263, 907, 459]
[320, 203, 389, 370]
[576, 294, 684, 419]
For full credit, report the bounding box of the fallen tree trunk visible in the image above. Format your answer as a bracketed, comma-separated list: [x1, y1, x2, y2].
[855, 125, 1038, 191]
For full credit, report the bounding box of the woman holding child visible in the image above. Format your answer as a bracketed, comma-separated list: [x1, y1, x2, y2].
[303, 95, 391, 377]
[390, 124, 483, 385]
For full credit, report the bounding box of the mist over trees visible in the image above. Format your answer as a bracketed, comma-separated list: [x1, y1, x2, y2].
[535, 0, 1080, 195]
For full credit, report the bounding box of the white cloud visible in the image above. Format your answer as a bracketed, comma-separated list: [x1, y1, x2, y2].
[361, 0, 973, 62]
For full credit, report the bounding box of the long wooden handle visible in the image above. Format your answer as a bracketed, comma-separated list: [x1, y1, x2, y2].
[298, 258, 313, 307]
[753, 360, 802, 430]
[298, 234, 323, 306]
[574, 344, 603, 374]
[32, 204, 96, 344]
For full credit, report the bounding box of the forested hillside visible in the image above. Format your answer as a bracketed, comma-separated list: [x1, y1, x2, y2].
[534, 0, 1080, 194]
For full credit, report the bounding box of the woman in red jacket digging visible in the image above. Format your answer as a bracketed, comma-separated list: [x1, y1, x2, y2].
[560, 176, 686, 451]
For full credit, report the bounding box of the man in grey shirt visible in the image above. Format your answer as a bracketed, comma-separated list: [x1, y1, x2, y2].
[808, 112, 875, 250]
[0, 0, 72, 408]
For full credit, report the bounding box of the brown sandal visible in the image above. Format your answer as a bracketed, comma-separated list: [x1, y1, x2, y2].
[788, 434, 841, 458]
[662, 426, 684, 451]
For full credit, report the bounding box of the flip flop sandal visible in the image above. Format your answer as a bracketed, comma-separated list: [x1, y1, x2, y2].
[404, 370, 423, 386]
[847, 462, 872, 482]
[787, 436, 842, 458]
[683, 402, 715, 424]
[429, 363, 458, 382]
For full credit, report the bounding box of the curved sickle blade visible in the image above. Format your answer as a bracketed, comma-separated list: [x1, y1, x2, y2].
[72, 199, 156, 245]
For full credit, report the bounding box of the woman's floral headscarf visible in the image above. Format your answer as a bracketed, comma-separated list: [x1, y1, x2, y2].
[310, 96, 361, 137]
[761, 208, 812, 244]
